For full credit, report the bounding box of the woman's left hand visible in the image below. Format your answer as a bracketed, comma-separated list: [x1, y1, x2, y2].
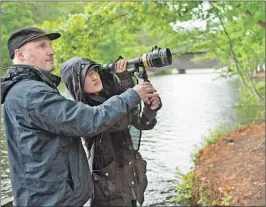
[149, 96, 161, 110]
[115, 59, 128, 73]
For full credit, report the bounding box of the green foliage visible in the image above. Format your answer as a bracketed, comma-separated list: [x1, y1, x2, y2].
[187, 2, 265, 102]
[197, 185, 232, 206]
[173, 168, 232, 206]
[1, 3, 265, 205]
[202, 124, 229, 145]
[1, 1, 264, 101]
[1, 1, 85, 69]
[190, 124, 230, 164]
[220, 192, 232, 205]
[1, 2, 35, 69]
[40, 2, 191, 75]
[173, 168, 194, 205]
[191, 119, 249, 165]
[234, 88, 265, 125]
[197, 185, 212, 206]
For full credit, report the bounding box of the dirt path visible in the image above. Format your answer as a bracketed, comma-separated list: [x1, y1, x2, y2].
[193, 123, 265, 206]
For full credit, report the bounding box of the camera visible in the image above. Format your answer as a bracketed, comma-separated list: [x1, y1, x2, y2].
[101, 46, 172, 73]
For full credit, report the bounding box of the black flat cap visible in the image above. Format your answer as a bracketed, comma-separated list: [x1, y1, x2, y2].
[8, 27, 61, 59]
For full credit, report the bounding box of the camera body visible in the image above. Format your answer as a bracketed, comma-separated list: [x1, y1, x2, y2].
[101, 46, 172, 73]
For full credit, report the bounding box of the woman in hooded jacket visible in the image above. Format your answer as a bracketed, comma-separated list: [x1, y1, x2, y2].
[60, 57, 162, 207]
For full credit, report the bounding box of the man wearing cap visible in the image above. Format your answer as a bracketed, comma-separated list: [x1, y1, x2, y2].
[1, 27, 158, 206]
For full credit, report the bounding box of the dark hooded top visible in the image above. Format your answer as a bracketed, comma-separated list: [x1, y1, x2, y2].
[60, 57, 162, 206]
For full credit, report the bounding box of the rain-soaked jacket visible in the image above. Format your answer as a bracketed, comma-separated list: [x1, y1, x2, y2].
[1, 64, 141, 206]
[60, 57, 162, 206]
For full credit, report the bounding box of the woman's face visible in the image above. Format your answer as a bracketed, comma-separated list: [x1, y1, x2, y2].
[83, 70, 103, 94]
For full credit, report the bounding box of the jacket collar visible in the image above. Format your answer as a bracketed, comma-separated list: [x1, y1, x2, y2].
[6, 64, 61, 87]
[1, 65, 61, 104]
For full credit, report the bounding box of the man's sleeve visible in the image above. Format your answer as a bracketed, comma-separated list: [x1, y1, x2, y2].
[27, 82, 140, 137]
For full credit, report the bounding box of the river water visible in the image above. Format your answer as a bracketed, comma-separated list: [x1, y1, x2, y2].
[1, 69, 242, 205]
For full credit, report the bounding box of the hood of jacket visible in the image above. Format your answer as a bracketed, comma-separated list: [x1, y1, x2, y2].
[60, 57, 106, 103]
[60, 57, 126, 106]
[1, 64, 61, 104]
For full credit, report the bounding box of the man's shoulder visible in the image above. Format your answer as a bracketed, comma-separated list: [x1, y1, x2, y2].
[13, 79, 54, 93]
[6, 79, 55, 104]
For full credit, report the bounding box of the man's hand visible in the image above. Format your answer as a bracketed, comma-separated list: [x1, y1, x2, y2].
[133, 82, 158, 104]
[115, 59, 127, 73]
[149, 96, 161, 110]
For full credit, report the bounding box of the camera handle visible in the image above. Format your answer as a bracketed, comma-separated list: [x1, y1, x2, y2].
[138, 66, 149, 82]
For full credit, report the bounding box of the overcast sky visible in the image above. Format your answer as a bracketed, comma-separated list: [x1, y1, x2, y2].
[171, 1, 211, 31]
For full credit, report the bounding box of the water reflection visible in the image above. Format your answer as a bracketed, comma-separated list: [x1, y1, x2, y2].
[140, 70, 241, 206]
[1, 70, 242, 205]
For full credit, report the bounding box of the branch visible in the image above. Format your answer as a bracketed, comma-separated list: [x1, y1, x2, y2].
[103, 7, 139, 25]
[256, 20, 266, 29]
[210, 2, 263, 101]
[246, 57, 263, 99]
[99, 7, 139, 38]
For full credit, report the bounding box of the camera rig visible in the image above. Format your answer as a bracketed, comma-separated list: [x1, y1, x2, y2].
[101, 46, 172, 82]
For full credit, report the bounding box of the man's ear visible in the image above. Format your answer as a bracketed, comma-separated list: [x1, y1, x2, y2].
[14, 49, 25, 62]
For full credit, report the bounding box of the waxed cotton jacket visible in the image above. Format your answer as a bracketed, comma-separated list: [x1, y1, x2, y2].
[60, 57, 162, 206]
[1, 65, 141, 206]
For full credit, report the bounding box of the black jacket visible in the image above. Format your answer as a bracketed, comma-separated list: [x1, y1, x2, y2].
[60, 57, 162, 206]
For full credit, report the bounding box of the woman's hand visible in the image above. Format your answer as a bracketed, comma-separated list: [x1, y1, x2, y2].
[149, 96, 161, 110]
[115, 59, 128, 73]
[133, 82, 158, 104]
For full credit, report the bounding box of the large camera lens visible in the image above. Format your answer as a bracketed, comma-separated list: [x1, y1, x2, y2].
[145, 48, 172, 68]
[100, 46, 172, 72]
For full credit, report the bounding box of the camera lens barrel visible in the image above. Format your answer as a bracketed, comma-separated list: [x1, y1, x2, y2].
[146, 48, 172, 68]
[101, 47, 172, 72]
[134, 47, 172, 68]
[101, 63, 114, 72]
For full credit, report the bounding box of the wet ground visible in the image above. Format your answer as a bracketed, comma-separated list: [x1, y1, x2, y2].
[194, 123, 265, 206]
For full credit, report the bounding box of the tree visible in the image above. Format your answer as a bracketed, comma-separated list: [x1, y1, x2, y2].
[1, 1, 85, 69]
[187, 2, 265, 101]
[39, 1, 200, 75]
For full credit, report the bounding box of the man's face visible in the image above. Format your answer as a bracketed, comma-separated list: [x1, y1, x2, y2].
[18, 37, 55, 72]
[83, 70, 103, 94]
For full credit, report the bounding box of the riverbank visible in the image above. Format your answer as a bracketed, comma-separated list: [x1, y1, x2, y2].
[193, 123, 265, 205]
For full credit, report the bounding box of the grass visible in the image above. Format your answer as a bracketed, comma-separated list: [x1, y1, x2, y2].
[171, 168, 194, 205]
[174, 120, 256, 206]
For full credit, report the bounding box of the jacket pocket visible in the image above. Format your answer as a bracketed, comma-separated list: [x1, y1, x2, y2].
[134, 157, 148, 205]
[92, 160, 122, 200]
[135, 157, 147, 184]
